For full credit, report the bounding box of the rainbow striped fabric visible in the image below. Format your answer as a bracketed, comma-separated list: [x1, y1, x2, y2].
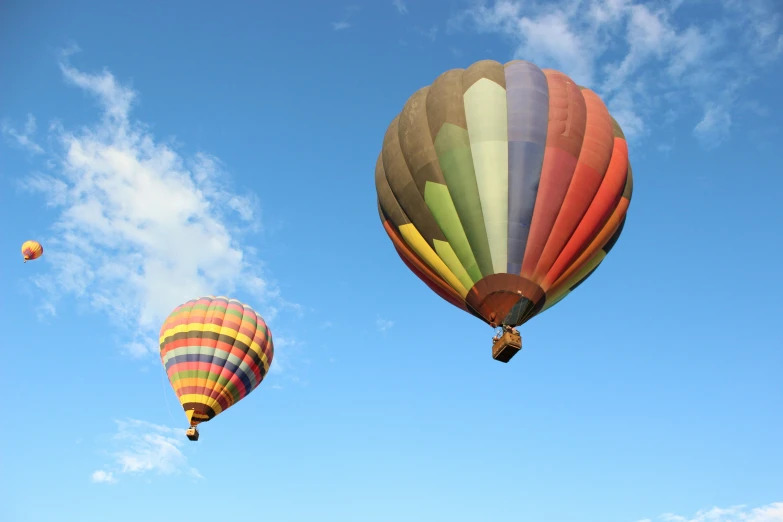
[159, 296, 274, 426]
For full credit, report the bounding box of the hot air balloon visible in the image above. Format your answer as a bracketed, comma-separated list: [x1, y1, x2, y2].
[21, 240, 43, 263]
[375, 59, 633, 363]
[159, 296, 274, 441]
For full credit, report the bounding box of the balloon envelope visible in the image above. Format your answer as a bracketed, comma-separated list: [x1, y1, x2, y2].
[159, 296, 274, 426]
[375, 59, 633, 328]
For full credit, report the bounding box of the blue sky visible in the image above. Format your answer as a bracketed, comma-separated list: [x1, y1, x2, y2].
[1, 0, 782, 521]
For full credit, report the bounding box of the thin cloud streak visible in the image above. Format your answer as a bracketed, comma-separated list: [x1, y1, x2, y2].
[451, 0, 782, 145]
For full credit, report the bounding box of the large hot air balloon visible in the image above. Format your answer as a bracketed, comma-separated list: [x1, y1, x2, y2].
[375, 59, 633, 363]
[21, 240, 43, 263]
[159, 296, 274, 440]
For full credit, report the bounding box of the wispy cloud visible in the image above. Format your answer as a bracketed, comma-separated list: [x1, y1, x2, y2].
[18, 49, 294, 359]
[93, 419, 201, 483]
[693, 103, 732, 148]
[393, 0, 408, 15]
[2, 113, 44, 154]
[90, 470, 117, 484]
[639, 501, 783, 521]
[268, 335, 302, 375]
[332, 5, 361, 31]
[417, 25, 439, 42]
[376, 318, 394, 332]
[451, 0, 782, 145]
[657, 141, 674, 157]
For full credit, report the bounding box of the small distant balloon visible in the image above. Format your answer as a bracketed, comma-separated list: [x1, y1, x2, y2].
[21, 241, 43, 263]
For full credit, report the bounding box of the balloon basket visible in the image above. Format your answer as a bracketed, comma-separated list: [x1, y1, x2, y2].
[492, 329, 522, 363]
[186, 426, 200, 441]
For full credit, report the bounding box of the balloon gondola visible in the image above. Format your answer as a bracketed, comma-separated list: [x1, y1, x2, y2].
[375, 59, 634, 362]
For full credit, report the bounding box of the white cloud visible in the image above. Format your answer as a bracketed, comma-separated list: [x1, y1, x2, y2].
[461, 1, 600, 86]
[417, 25, 439, 42]
[588, 0, 630, 25]
[641, 502, 783, 522]
[453, 0, 783, 144]
[693, 104, 732, 147]
[59, 61, 135, 120]
[123, 341, 152, 359]
[376, 318, 394, 332]
[2, 113, 44, 154]
[269, 335, 305, 376]
[394, 0, 408, 15]
[19, 51, 291, 358]
[19, 173, 68, 206]
[606, 84, 646, 139]
[332, 5, 361, 31]
[741, 99, 770, 118]
[600, 4, 678, 94]
[90, 470, 117, 484]
[98, 419, 201, 480]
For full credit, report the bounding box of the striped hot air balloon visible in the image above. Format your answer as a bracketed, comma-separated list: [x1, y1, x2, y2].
[21, 240, 43, 263]
[159, 296, 274, 440]
[375, 59, 633, 362]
